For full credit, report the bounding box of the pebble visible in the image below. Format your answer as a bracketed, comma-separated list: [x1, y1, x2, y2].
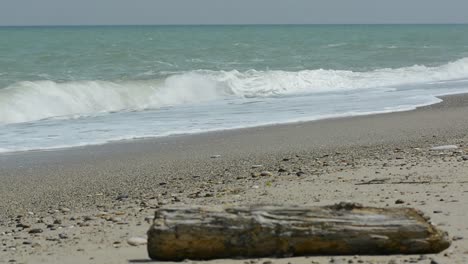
[83, 216, 97, 221]
[395, 199, 405, 204]
[59, 233, 69, 239]
[127, 237, 147, 246]
[430, 145, 458, 151]
[60, 207, 71, 213]
[16, 223, 31, 229]
[116, 194, 129, 201]
[110, 217, 123, 223]
[296, 171, 305, 177]
[210, 155, 221, 159]
[28, 228, 43, 234]
[260, 171, 272, 177]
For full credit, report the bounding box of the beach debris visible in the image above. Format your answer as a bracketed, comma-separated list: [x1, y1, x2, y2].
[430, 145, 458, 151]
[127, 236, 147, 246]
[147, 203, 451, 261]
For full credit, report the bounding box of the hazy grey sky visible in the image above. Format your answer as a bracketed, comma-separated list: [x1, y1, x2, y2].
[1, 0, 467, 26]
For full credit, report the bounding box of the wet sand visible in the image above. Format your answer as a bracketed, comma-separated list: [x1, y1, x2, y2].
[1, 94, 468, 263]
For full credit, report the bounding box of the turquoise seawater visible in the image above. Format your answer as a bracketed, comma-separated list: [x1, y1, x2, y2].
[1, 25, 468, 152]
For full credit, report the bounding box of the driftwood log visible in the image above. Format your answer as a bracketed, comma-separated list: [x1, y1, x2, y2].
[147, 203, 450, 261]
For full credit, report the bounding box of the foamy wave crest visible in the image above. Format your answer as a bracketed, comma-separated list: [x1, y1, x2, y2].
[1, 57, 468, 124]
[0, 74, 224, 124]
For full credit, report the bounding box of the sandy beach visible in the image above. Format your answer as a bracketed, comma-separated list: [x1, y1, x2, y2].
[1, 94, 468, 264]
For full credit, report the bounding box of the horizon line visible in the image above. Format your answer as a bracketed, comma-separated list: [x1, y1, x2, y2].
[1, 22, 467, 27]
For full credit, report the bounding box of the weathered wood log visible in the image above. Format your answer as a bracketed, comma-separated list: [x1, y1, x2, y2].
[147, 203, 450, 261]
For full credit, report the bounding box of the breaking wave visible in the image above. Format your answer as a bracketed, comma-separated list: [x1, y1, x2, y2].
[1, 57, 468, 124]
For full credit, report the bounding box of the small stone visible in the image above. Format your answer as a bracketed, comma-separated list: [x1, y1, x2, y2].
[433, 210, 443, 214]
[83, 216, 97, 221]
[251, 172, 260, 178]
[430, 145, 458, 151]
[296, 171, 305, 177]
[127, 237, 147, 246]
[395, 199, 405, 204]
[260, 171, 272, 177]
[59, 233, 69, 239]
[462, 155, 468, 161]
[60, 207, 70, 213]
[110, 217, 122, 223]
[251, 165, 263, 168]
[210, 155, 221, 159]
[28, 228, 43, 234]
[452, 236, 463, 241]
[116, 194, 129, 201]
[16, 223, 31, 229]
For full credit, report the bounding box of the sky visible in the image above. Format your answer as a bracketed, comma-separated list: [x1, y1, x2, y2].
[1, 0, 467, 26]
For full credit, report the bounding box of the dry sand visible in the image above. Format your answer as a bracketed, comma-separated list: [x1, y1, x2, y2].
[1, 94, 468, 263]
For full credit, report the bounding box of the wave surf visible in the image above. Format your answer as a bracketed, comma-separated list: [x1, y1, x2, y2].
[1, 57, 468, 125]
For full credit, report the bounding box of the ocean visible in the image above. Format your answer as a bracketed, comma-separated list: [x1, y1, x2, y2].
[1, 24, 468, 153]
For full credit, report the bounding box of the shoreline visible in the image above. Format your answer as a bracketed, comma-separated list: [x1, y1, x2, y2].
[0, 92, 456, 158]
[1, 93, 468, 263]
[0, 94, 444, 156]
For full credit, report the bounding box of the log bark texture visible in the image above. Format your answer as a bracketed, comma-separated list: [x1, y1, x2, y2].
[147, 203, 450, 261]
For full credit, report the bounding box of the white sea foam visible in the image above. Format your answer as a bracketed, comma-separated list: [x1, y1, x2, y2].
[1, 57, 468, 124]
[326, 43, 347, 48]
